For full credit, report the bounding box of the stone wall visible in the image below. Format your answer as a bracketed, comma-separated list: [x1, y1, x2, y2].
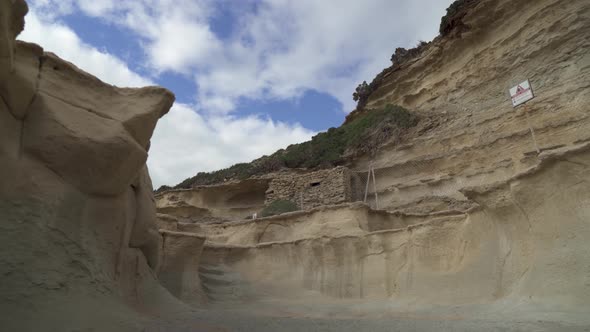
[265, 166, 359, 210]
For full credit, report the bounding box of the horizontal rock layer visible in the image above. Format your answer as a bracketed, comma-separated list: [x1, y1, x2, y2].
[151, 0, 590, 328]
[350, 0, 590, 216]
[196, 144, 590, 322]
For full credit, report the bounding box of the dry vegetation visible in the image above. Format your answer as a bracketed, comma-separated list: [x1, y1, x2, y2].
[165, 104, 418, 191]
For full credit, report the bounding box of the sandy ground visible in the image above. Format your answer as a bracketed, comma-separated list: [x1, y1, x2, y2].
[144, 308, 590, 332]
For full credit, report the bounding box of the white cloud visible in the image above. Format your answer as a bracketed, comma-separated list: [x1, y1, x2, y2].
[76, 0, 115, 16]
[17, 8, 315, 188]
[26, 0, 453, 114]
[26, 0, 220, 72]
[214, 0, 453, 113]
[18, 10, 152, 87]
[19, 0, 453, 187]
[147, 18, 220, 73]
[28, 0, 75, 18]
[147, 103, 314, 188]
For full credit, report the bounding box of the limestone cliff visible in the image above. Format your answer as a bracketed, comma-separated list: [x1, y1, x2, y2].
[351, 0, 590, 212]
[0, 1, 196, 331]
[3, 0, 590, 330]
[152, 0, 590, 329]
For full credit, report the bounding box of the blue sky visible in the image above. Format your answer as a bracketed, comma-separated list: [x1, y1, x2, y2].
[18, 0, 452, 187]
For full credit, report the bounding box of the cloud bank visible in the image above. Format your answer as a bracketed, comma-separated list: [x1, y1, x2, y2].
[20, 0, 452, 187]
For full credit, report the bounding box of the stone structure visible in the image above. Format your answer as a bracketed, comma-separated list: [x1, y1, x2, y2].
[264, 166, 360, 210]
[155, 169, 364, 221]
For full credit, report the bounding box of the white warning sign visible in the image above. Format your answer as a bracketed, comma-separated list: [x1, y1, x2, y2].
[509, 80, 534, 107]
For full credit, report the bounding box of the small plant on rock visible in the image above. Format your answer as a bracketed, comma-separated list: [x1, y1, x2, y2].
[260, 200, 300, 217]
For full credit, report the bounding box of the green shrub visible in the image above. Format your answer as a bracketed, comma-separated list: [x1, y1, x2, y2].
[260, 200, 299, 217]
[439, 0, 478, 35]
[275, 104, 417, 169]
[169, 104, 418, 190]
[154, 185, 172, 194]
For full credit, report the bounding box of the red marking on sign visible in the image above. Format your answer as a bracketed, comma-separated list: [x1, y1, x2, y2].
[515, 85, 529, 96]
[509, 80, 534, 107]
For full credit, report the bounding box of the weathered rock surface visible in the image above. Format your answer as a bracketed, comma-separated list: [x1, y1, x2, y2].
[350, 0, 590, 214]
[156, 178, 271, 222]
[198, 145, 590, 310]
[3, 0, 590, 330]
[149, 142, 590, 331]
[0, 1, 192, 331]
[159, 230, 207, 304]
[151, 0, 590, 329]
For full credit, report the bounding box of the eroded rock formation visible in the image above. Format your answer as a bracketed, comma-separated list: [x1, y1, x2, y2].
[153, 0, 590, 329]
[350, 0, 590, 215]
[2, 0, 590, 330]
[159, 230, 207, 304]
[193, 145, 590, 314]
[0, 1, 198, 330]
[155, 178, 271, 222]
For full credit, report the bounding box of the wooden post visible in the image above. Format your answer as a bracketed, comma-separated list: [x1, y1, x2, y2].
[300, 191, 304, 210]
[523, 104, 541, 154]
[371, 167, 379, 210]
[363, 163, 371, 203]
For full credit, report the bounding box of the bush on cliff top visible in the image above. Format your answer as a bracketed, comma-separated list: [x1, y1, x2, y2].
[349, 0, 477, 114]
[279, 104, 418, 168]
[260, 200, 299, 218]
[439, 0, 479, 35]
[166, 104, 418, 190]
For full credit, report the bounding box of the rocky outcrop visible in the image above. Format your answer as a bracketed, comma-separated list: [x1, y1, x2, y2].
[193, 202, 452, 246]
[3, 0, 590, 330]
[191, 143, 590, 325]
[155, 166, 365, 223]
[0, 1, 190, 331]
[156, 178, 271, 222]
[349, 0, 590, 214]
[152, 0, 590, 329]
